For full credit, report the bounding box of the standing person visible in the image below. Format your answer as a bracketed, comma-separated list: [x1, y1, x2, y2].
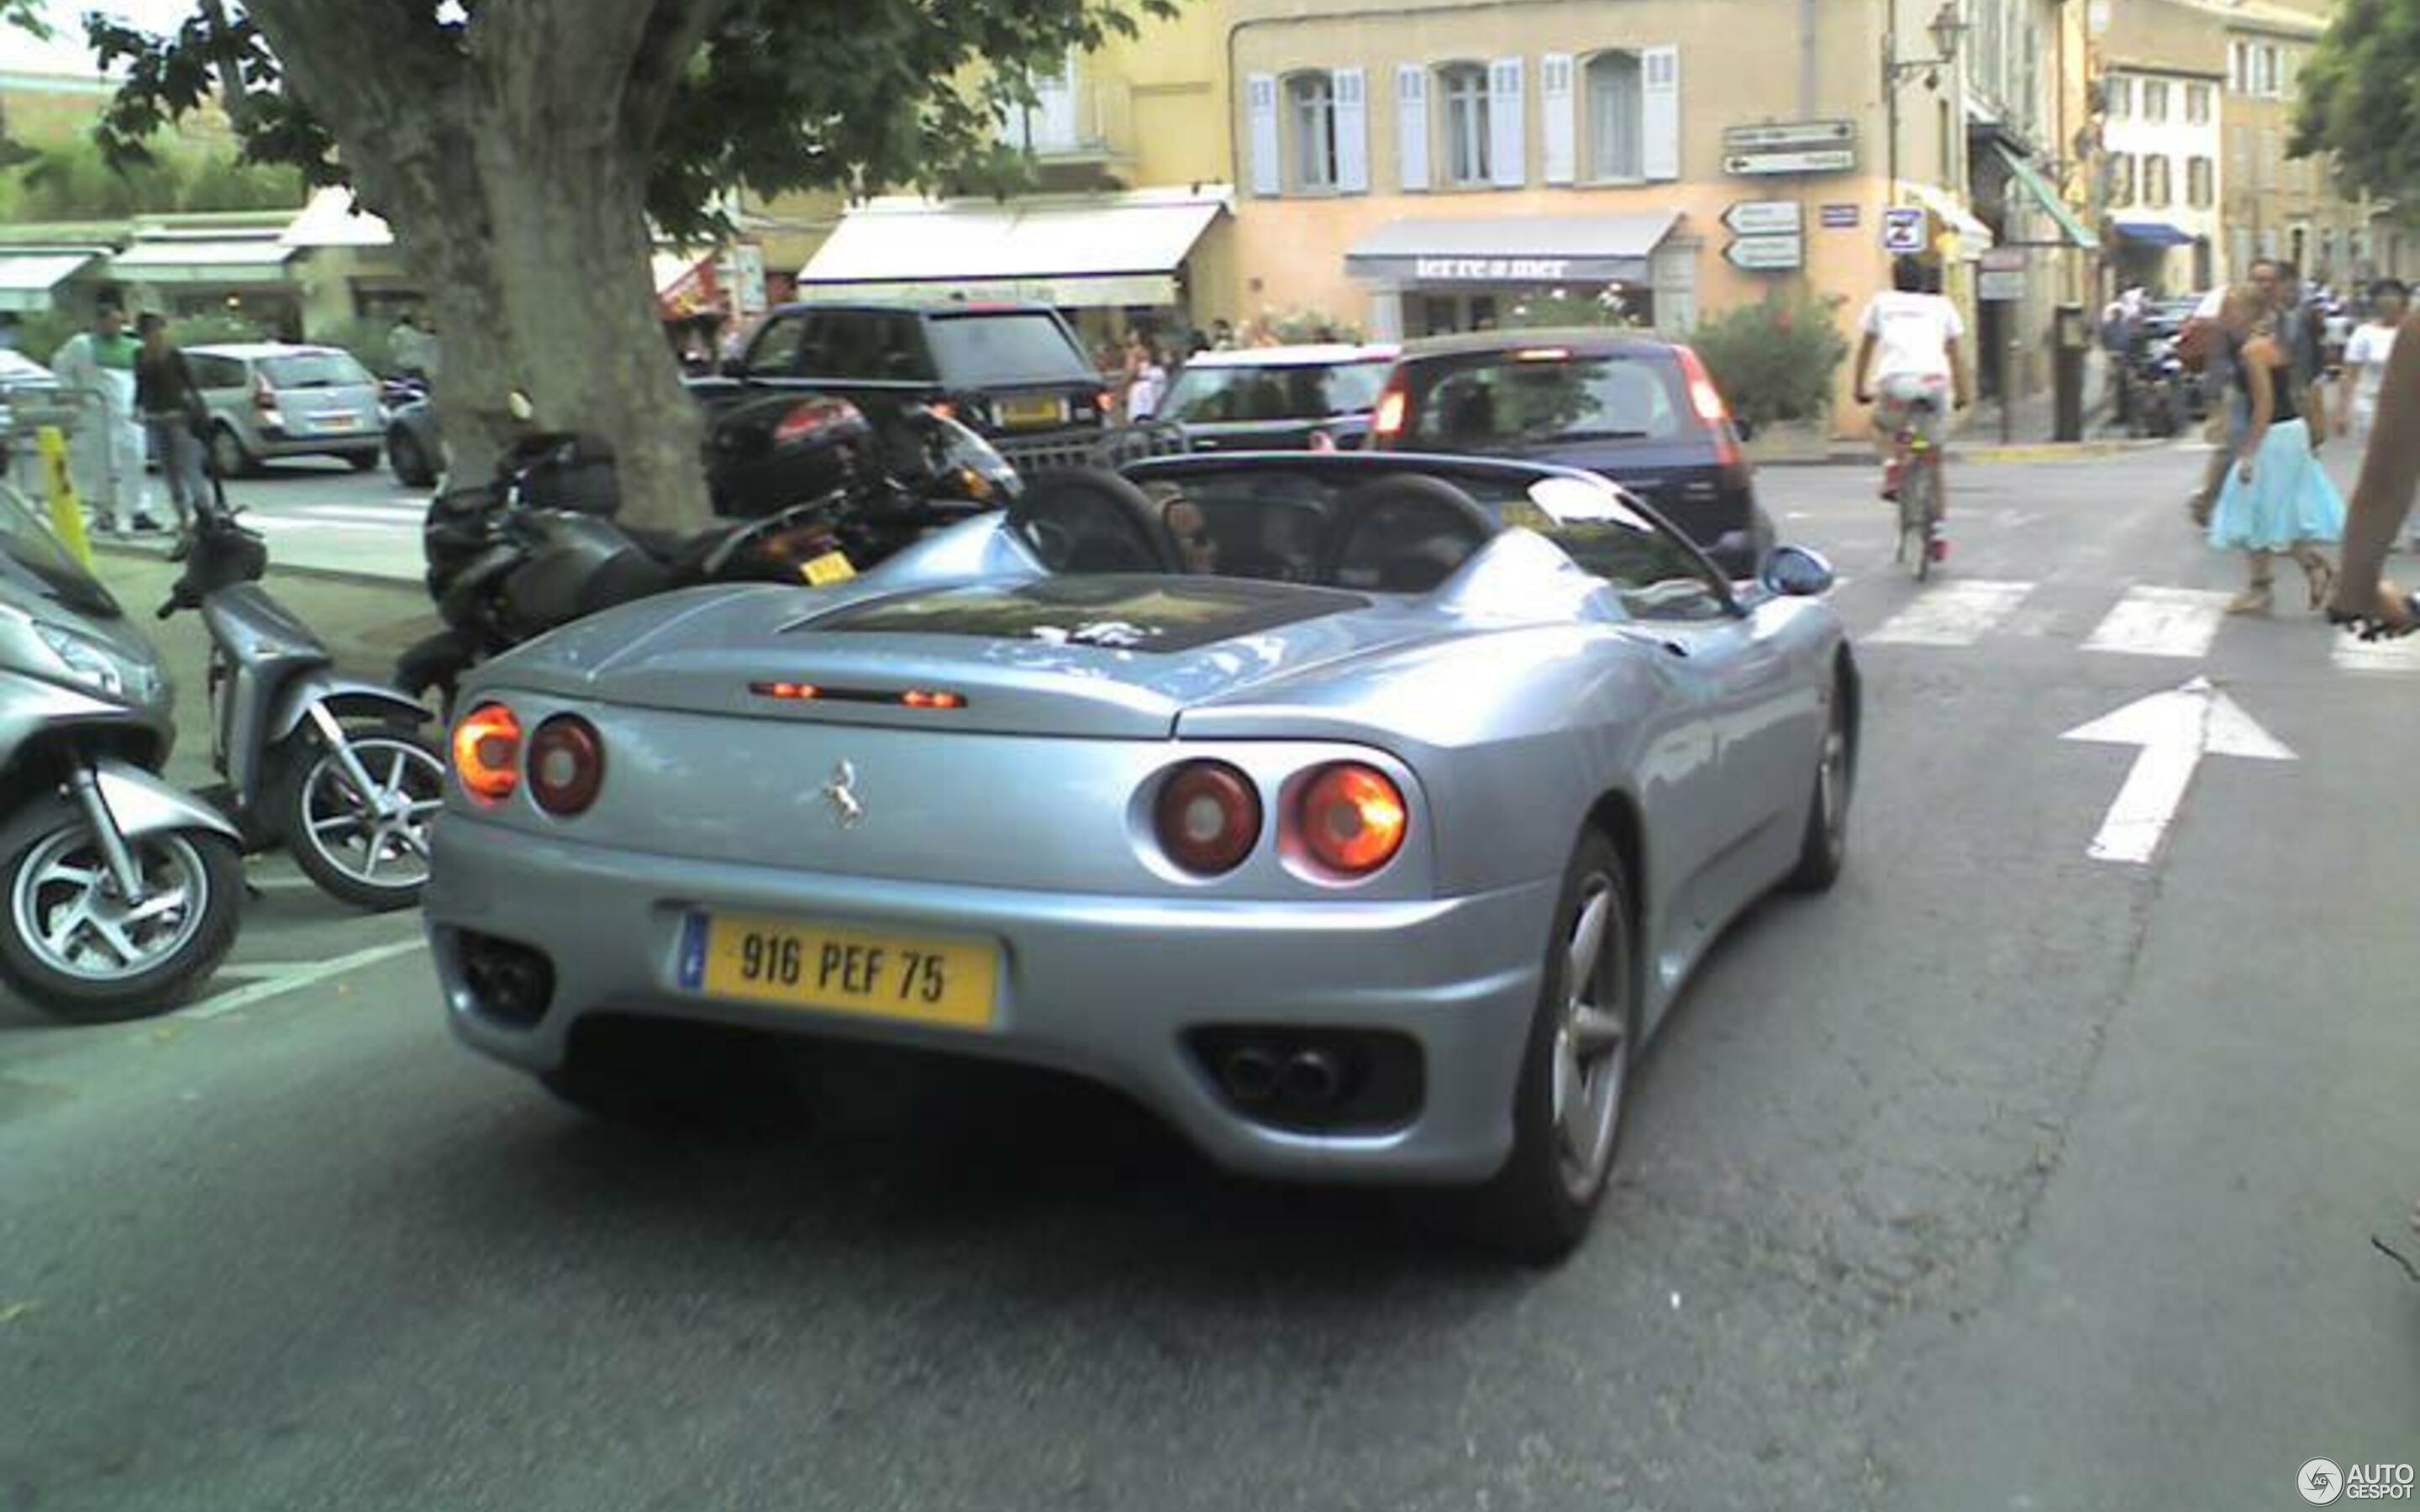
[1851, 255, 1972, 537]
[1123, 333, 1166, 423]
[2338, 279, 2407, 448]
[2269, 260, 2329, 444]
[134, 313, 213, 551]
[50, 300, 158, 536]
[2203, 283, 2343, 615]
[2327, 303, 2420, 637]
[389, 312, 428, 381]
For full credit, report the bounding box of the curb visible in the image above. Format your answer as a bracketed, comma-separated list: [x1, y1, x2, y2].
[90, 538, 422, 596]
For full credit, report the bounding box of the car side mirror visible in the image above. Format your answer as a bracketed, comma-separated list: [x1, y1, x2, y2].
[1762, 544, 1836, 598]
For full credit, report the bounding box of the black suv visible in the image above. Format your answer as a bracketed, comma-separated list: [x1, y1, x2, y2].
[1372, 330, 1771, 575]
[698, 302, 1107, 494]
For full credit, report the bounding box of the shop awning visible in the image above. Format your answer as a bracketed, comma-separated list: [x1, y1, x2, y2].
[0, 249, 103, 312]
[797, 188, 1230, 308]
[654, 251, 722, 320]
[1895, 181, 1996, 261]
[282, 186, 393, 249]
[2112, 220, 2197, 249]
[1992, 144, 2101, 252]
[1344, 213, 1679, 284]
[108, 238, 298, 285]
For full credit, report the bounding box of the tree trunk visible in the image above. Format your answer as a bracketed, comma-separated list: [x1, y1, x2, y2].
[244, 0, 729, 529]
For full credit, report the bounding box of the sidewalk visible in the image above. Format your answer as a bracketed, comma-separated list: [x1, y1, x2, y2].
[92, 520, 423, 588]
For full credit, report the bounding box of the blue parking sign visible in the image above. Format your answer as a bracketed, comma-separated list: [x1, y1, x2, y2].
[1882, 207, 1928, 255]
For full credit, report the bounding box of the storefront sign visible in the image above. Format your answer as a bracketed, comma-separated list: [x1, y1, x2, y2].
[1413, 257, 1573, 282]
[1821, 204, 1862, 229]
[1980, 248, 2028, 302]
[793, 273, 1178, 308]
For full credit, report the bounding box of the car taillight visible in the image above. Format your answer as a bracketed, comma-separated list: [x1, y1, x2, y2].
[526, 714, 604, 816]
[452, 703, 522, 802]
[1373, 386, 1407, 444]
[1294, 764, 1407, 876]
[1154, 761, 1262, 876]
[1676, 345, 1745, 468]
[773, 396, 862, 448]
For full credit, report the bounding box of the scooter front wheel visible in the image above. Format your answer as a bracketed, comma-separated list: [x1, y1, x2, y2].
[0, 796, 243, 1019]
[277, 727, 445, 912]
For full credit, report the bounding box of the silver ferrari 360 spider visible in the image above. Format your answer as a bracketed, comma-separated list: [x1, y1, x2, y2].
[424, 452, 1857, 1257]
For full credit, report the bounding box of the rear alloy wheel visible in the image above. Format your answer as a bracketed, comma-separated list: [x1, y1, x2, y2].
[1464, 830, 1639, 1263]
[1783, 681, 1852, 893]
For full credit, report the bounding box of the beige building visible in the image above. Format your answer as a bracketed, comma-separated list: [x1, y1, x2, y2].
[1224, 0, 2096, 420]
[2096, 0, 2230, 292]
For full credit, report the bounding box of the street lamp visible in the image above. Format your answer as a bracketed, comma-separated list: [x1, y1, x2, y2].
[1884, 3, 1973, 217]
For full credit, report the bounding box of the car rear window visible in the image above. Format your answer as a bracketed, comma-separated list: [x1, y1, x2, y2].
[1161, 360, 1390, 424]
[262, 352, 375, 390]
[1395, 351, 1695, 447]
[923, 312, 1094, 387]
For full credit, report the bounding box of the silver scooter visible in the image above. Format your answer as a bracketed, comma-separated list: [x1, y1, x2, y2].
[159, 492, 443, 912]
[0, 481, 244, 1016]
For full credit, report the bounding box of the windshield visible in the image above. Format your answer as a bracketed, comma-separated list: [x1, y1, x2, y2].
[262, 352, 376, 391]
[1161, 360, 1392, 424]
[923, 312, 1093, 386]
[1395, 352, 1694, 447]
[0, 483, 118, 617]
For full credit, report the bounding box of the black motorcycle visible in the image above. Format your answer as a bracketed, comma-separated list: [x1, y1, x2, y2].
[395, 400, 1016, 706]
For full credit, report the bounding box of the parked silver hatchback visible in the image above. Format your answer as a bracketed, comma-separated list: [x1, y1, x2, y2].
[185, 344, 384, 476]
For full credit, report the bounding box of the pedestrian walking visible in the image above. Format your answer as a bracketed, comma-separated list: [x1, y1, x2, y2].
[134, 312, 212, 553]
[50, 299, 158, 537]
[1123, 333, 1166, 423]
[2326, 304, 2420, 638]
[2203, 283, 2342, 617]
[2337, 279, 2406, 448]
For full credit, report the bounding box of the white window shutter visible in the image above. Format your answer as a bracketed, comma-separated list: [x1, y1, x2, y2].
[1540, 53, 1576, 186]
[1642, 46, 1681, 181]
[1396, 65, 1430, 191]
[1333, 67, 1370, 193]
[1489, 56, 1526, 187]
[1246, 73, 1281, 197]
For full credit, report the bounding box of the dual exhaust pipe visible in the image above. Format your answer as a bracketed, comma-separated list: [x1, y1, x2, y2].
[1217, 1042, 1345, 1109]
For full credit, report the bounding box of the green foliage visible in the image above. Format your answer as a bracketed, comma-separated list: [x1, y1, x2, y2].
[2291, 0, 2420, 205]
[165, 311, 276, 345]
[1259, 308, 1365, 344]
[85, 0, 1182, 243]
[13, 309, 86, 366]
[4, 136, 306, 220]
[311, 316, 397, 375]
[1688, 290, 1851, 430]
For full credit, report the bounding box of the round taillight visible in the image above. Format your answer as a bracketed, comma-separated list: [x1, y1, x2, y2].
[451, 703, 521, 802]
[1154, 761, 1262, 875]
[1296, 764, 1408, 876]
[526, 715, 605, 816]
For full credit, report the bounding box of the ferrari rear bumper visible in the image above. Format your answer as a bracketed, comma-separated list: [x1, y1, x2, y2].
[425, 816, 1555, 1185]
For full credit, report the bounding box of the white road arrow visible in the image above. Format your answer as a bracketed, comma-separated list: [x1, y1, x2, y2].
[2060, 676, 2296, 864]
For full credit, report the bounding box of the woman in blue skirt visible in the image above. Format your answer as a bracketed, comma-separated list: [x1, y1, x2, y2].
[2207, 283, 2344, 614]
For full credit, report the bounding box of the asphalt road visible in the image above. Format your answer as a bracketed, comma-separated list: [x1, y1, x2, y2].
[3, 445, 2416, 1512]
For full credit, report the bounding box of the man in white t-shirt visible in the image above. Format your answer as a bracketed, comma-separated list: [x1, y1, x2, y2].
[2339, 277, 2407, 445]
[1853, 255, 1971, 515]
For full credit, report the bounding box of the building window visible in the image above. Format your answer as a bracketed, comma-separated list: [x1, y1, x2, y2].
[2107, 76, 2132, 118]
[2253, 44, 2279, 97]
[2186, 82, 2213, 123]
[2144, 80, 2170, 123]
[2188, 155, 2214, 208]
[1439, 62, 1492, 185]
[1286, 72, 1338, 191]
[1586, 50, 1644, 180]
[2109, 153, 2136, 207]
[2145, 155, 2173, 208]
[2280, 47, 2299, 96]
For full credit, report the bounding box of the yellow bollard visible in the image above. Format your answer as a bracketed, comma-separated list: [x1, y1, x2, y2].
[34, 427, 93, 570]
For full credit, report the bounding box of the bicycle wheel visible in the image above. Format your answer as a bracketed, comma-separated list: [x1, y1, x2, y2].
[1901, 451, 1934, 580]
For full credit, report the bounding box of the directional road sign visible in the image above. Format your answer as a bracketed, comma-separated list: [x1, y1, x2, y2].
[1722, 201, 1804, 236]
[1724, 235, 1805, 271]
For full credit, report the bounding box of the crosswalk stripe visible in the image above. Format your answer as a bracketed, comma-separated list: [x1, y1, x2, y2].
[2082, 585, 2234, 659]
[2332, 634, 2420, 675]
[1865, 580, 2037, 647]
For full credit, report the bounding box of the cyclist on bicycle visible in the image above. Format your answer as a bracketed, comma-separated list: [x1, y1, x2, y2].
[1853, 255, 1973, 554]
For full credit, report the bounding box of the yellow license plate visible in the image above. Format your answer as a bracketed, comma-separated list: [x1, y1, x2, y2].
[677, 912, 998, 1030]
[801, 549, 856, 585]
[997, 396, 1064, 430]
